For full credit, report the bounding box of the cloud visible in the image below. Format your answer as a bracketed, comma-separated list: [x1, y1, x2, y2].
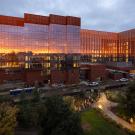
[0, 0, 135, 32]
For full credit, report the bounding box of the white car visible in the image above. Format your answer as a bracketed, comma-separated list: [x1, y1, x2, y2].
[52, 84, 65, 88]
[57, 84, 65, 88]
[89, 82, 99, 86]
[130, 74, 135, 78]
[52, 84, 58, 88]
[80, 81, 89, 86]
[73, 89, 81, 93]
[119, 78, 129, 82]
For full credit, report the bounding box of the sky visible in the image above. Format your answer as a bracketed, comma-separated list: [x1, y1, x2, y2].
[0, 0, 135, 32]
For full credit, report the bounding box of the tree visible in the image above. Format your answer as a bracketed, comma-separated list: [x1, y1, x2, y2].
[17, 89, 41, 129]
[39, 96, 83, 135]
[32, 89, 40, 102]
[0, 103, 18, 135]
[0, 95, 12, 103]
[125, 81, 135, 117]
[17, 101, 39, 128]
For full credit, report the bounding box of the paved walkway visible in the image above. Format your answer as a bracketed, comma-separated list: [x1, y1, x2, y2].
[94, 93, 135, 132]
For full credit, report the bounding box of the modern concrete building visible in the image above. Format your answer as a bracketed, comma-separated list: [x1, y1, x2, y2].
[0, 13, 135, 85]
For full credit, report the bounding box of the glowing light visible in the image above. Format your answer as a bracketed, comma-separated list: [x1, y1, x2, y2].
[130, 118, 134, 124]
[98, 104, 103, 110]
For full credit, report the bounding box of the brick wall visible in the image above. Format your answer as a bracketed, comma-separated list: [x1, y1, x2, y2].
[51, 69, 80, 84]
[24, 70, 46, 85]
[0, 70, 24, 84]
[81, 64, 106, 81]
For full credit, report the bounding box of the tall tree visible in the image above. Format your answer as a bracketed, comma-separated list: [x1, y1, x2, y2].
[17, 101, 39, 128]
[0, 103, 18, 135]
[39, 96, 83, 135]
[125, 81, 135, 117]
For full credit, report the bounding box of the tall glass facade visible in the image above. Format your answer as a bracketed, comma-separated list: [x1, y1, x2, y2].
[80, 29, 135, 63]
[24, 23, 49, 53]
[0, 13, 135, 71]
[67, 25, 80, 53]
[118, 29, 135, 63]
[49, 24, 66, 53]
[0, 14, 81, 70]
[0, 24, 23, 53]
[81, 30, 118, 63]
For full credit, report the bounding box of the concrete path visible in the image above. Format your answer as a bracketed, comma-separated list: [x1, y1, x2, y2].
[94, 93, 135, 132]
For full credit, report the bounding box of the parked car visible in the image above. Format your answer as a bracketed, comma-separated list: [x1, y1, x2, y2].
[129, 74, 135, 78]
[57, 84, 65, 88]
[119, 78, 129, 82]
[80, 81, 89, 86]
[52, 83, 65, 88]
[89, 82, 99, 87]
[10, 87, 35, 96]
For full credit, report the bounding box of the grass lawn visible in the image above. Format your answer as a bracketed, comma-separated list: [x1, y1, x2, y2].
[105, 90, 126, 103]
[111, 106, 130, 122]
[81, 109, 132, 135]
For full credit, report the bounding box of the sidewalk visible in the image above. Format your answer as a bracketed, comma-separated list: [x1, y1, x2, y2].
[94, 93, 135, 132]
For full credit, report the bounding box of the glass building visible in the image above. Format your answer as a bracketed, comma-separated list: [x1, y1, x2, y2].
[0, 13, 135, 71]
[81, 30, 118, 63]
[118, 29, 135, 63]
[0, 13, 81, 71]
[81, 29, 135, 64]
